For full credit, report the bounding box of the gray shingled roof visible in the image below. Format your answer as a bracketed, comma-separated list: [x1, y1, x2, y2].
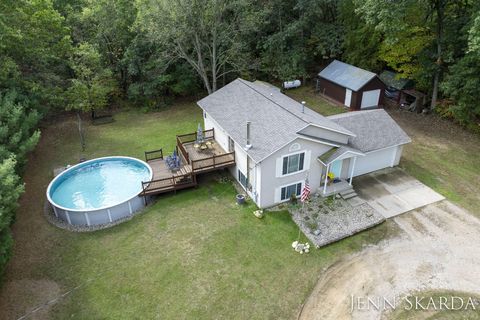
[197, 78, 353, 162]
[318, 60, 377, 91]
[328, 110, 411, 153]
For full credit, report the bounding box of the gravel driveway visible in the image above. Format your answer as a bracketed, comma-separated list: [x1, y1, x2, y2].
[298, 200, 480, 320]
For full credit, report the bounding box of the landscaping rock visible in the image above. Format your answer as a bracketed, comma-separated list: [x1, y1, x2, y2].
[253, 210, 264, 219]
[289, 195, 385, 248]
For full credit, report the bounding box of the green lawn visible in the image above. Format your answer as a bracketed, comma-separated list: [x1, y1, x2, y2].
[4, 98, 480, 319]
[388, 109, 480, 217]
[2, 101, 395, 319]
[284, 85, 346, 116]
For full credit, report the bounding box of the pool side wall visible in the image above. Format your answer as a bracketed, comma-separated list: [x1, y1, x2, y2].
[51, 195, 145, 226]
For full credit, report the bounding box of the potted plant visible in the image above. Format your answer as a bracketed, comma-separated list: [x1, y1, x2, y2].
[236, 194, 246, 205]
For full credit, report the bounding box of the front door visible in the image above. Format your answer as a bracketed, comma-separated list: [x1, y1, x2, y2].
[330, 160, 342, 179]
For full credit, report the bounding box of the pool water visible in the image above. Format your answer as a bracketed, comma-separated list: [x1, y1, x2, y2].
[50, 158, 151, 210]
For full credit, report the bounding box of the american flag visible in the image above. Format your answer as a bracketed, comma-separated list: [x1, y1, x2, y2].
[300, 177, 311, 202]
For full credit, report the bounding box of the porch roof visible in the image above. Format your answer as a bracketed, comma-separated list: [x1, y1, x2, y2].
[317, 146, 364, 166]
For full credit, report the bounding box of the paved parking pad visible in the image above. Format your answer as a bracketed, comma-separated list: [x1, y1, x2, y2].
[353, 168, 445, 218]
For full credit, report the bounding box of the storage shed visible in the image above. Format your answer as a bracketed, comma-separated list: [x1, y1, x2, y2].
[316, 60, 386, 110]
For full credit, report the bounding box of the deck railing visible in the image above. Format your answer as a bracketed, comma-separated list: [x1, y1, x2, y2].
[176, 128, 215, 165]
[144, 148, 163, 162]
[191, 151, 235, 172]
[176, 136, 190, 164]
[141, 171, 196, 197]
[176, 128, 215, 145]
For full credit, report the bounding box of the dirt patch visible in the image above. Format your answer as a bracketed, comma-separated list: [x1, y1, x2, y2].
[0, 279, 61, 320]
[354, 175, 390, 200]
[299, 201, 480, 319]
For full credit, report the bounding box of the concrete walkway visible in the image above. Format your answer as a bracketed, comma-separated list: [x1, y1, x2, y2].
[352, 168, 445, 218]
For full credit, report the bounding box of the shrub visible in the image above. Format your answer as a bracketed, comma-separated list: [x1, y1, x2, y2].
[290, 193, 298, 204]
[0, 157, 24, 277]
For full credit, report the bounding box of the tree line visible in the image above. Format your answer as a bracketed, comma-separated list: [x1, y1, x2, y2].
[0, 0, 479, 276]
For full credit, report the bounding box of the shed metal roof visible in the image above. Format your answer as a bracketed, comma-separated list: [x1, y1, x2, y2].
[318, 60, 377, 91]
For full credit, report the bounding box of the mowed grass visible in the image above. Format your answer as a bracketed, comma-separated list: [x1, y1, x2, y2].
[284, 85, 346, 116]
[388, 109, 480, 217]
[1, 101, 396, 319]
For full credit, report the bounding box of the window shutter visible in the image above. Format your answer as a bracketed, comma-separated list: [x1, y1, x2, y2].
[299, 153, 305, 171]
[281, 187, 286, 200]
[282, 157, 288, 175]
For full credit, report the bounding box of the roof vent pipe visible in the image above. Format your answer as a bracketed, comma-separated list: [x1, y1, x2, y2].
[245, 121, 252, 150]
[301, 101, 306, 113]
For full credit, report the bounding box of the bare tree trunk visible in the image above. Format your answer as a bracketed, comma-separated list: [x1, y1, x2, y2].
[211, 30, 217, 92]
[77, 111, 86, 151]
[430, 0, 445, 110]
[194, 34, 212, 94]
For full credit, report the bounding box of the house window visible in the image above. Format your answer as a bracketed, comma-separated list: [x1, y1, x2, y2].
[280, 182, 302, 201]
[203, 111, 207, 119]
[238, 170, 248, 189]
[282, 152, 305, 175]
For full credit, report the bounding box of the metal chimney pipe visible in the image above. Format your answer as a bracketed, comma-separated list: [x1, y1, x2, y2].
[245, 121, 252, 150]
[301, 101, 306, 113]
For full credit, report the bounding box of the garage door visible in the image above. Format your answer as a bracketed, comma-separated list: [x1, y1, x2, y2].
[351, 146, 398, 177]
[361, 89, 380, 109]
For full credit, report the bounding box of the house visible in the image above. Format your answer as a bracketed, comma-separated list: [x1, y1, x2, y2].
[197, 78, 411, 208]
[316, 60, 386, 110]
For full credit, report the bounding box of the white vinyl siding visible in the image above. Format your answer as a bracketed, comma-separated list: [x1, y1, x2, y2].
[350, 146, 400, 177]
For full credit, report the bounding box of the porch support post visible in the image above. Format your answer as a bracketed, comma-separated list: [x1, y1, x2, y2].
[323, 163, 330, 195]
[349, 156, 357, 186]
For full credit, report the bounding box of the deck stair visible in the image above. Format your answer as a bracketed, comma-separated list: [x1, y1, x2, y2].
[174, 165, 191, 176]
[340, 189, 358, 200]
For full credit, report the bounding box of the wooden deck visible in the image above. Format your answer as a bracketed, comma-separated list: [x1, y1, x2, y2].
[141, 159, 196, 196]
[176, 129, 235, 173]
[183, 140, 235, 173]
[141, 128, 236, 197]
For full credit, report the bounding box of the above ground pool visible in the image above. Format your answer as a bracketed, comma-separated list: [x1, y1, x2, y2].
[47, 156, 153, 227]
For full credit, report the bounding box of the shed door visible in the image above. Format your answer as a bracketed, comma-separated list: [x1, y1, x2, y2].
[361, 89, 380, 109]
[344, 89, 352, 107]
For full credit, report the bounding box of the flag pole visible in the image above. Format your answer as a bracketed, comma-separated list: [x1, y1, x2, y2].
[297, 171, 309, 241]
